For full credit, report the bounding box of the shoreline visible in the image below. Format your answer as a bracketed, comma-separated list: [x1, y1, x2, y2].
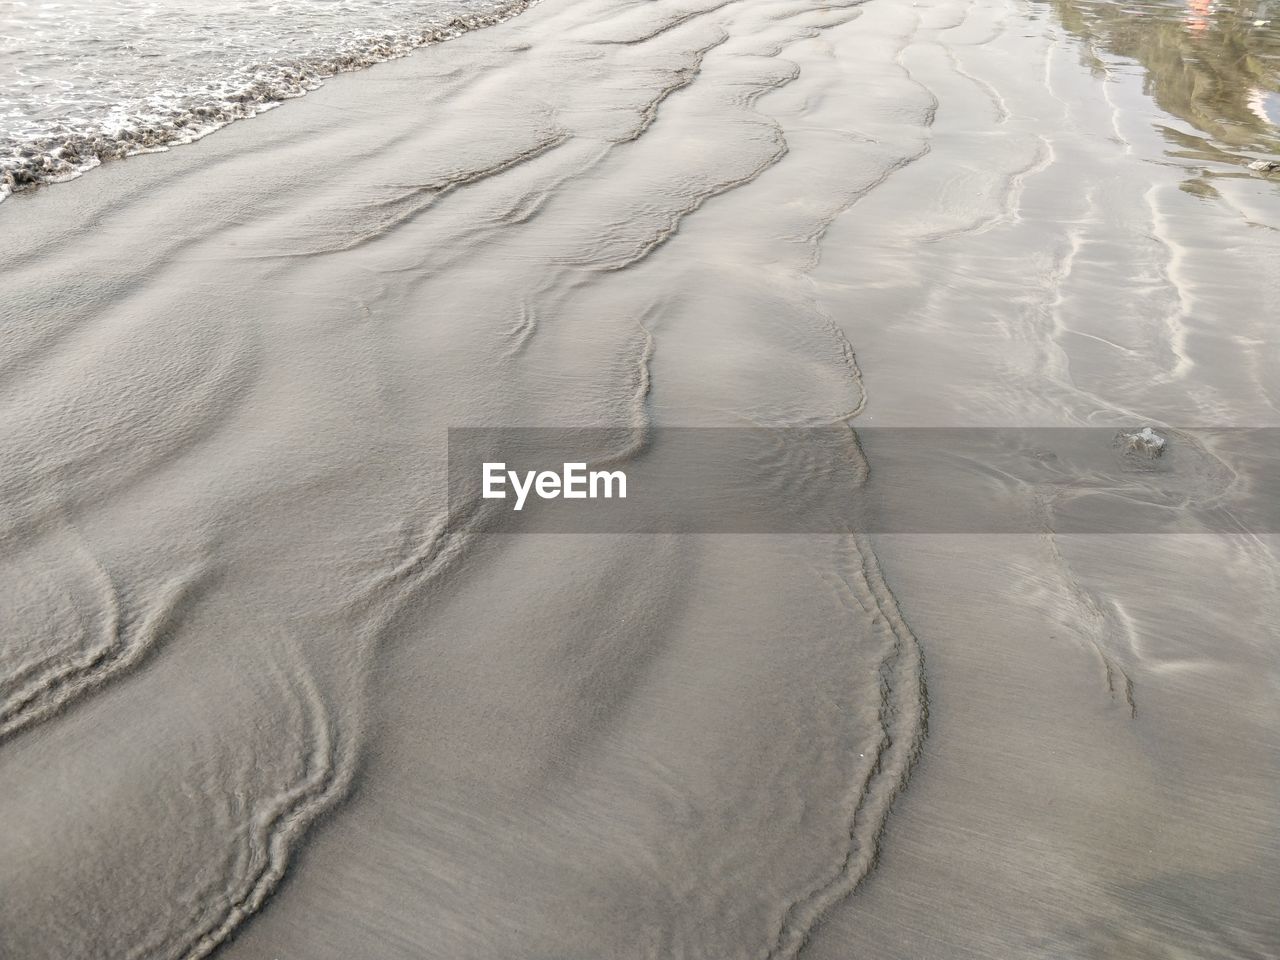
[0, 0, 543, 201]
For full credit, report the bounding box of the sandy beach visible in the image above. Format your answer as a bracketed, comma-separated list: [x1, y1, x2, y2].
[2, 0, 1278, 957]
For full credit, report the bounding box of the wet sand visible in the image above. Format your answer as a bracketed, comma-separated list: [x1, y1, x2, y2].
[1, 0, 1278, 958]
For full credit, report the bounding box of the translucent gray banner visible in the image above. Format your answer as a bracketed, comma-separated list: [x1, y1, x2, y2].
[446, 427, 1279, 533]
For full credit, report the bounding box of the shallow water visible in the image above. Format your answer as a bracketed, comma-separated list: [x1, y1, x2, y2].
[1044, 0, 1280, 181]
[0, 0, 530, 194]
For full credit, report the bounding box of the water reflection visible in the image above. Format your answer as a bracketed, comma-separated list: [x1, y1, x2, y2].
[1044, 0, 1280, 167]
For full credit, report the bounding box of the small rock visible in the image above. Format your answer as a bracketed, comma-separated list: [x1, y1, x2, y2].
[1248, 159, 1280, 173]
[1117, 426, 1167, 459]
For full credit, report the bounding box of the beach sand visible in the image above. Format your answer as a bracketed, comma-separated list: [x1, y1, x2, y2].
[1, 0, 1277, 957]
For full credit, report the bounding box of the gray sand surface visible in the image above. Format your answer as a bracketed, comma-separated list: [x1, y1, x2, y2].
[1, 1, 1277, 958]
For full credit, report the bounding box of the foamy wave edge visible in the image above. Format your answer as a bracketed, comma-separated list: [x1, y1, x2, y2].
[0, 0, 540, 202]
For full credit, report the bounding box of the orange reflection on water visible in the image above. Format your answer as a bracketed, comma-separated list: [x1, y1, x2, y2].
[1186, 0, 1215, 32]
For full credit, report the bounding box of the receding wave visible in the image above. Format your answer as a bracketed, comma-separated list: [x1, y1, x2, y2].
[0, 0, 539, 200]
